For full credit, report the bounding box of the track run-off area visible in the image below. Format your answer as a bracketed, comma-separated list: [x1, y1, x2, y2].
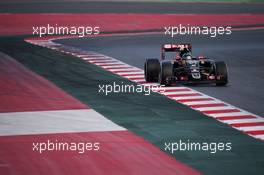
[1, 1, 264, 174]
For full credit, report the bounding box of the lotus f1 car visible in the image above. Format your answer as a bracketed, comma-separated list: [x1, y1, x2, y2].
[144, 44, 228, 86]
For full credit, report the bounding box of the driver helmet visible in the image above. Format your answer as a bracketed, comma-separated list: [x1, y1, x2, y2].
[182, 52, 192, 60]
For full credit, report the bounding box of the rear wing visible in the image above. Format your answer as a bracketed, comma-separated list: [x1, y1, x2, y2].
[161, 44, 192, 60]
[162, 44, 192, 52]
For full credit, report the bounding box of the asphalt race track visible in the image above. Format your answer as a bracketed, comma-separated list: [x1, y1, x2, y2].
[58, 29, 264, 117]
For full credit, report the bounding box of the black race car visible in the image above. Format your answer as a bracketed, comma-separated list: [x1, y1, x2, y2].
[144, 44, 228, 86]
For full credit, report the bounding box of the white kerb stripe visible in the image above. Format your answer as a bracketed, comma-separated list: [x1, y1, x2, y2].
[96, 62, 124, 66]
[183, 100, 224, 105]
[254, 134, 264, 140]
[162, 91, 195, 95]
[108, 68, 141, 72]
[208, 111, 251, 118]
[222, 118, 264, 124]
[89, 60, 116, 63]
[131, 79, 146, 82]
[102, 65, 131, 69]
[163, 87, 191, 90]
[140, 83, 160, 86]
[84, 57, 113, 61]
[234, 126, 264, 132]
[194, 106, 236, 111]
[117, 72, 144, 76]
[172, 95, 210, 100]
[124, 75, 145, 78]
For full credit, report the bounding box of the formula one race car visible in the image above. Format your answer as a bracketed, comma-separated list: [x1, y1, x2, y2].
[144, 44, 228, 86]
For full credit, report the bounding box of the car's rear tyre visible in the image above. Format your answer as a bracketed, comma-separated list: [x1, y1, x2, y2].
[215, 61, 228, 86]
[144, 58, 160, 82]
[159, 61, 173, 86]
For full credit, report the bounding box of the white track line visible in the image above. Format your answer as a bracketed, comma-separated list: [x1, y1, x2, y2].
[0, 109, 125, 136]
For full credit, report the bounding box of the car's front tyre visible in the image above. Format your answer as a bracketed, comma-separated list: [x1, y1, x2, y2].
[159, 61, 173, 86]
[215, 61, 228, 86]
